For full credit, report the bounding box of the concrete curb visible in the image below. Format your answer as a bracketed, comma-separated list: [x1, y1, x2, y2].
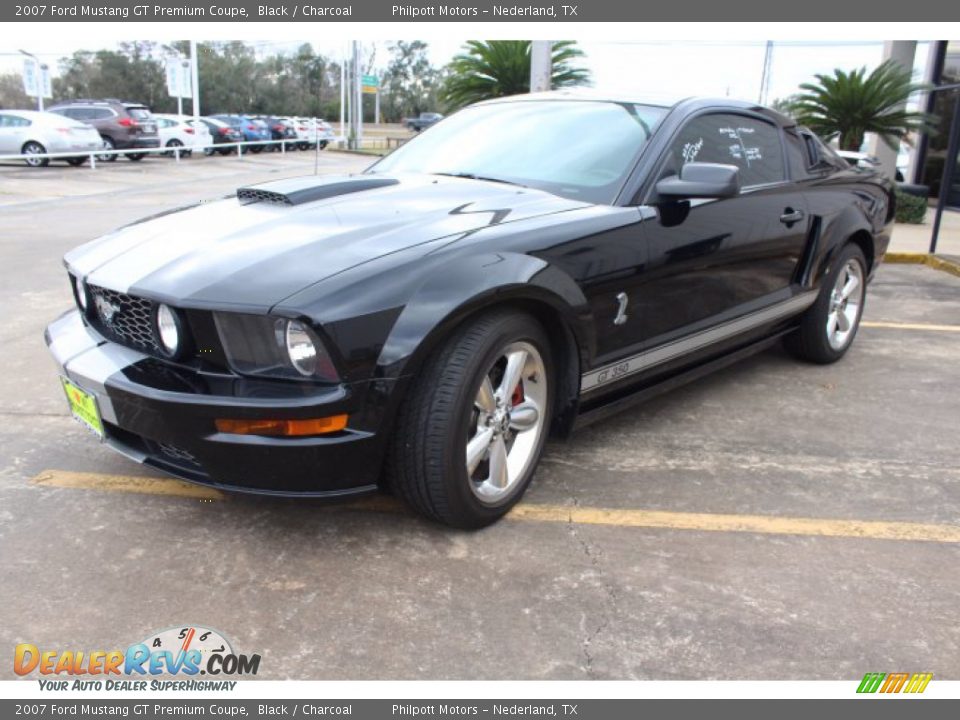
[885, 252, 960, 278]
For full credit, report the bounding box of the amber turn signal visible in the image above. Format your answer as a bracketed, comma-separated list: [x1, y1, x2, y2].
[215, 415, 348, 436]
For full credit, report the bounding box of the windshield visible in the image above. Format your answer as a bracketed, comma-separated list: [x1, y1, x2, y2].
[370, 100, 668, 204]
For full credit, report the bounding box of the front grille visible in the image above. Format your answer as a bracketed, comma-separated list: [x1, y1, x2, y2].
[88, 284, 160, 354]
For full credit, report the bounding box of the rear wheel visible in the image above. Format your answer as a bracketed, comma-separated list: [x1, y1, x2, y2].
[66, 157, 87, 167]
[127, 153, 145, 162]
[388, 311, 552, 528]
[786, 243, 867, 364]
[22, 141, 48, 167]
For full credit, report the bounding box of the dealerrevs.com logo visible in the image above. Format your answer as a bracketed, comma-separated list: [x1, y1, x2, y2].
[15, 626, 261, 691]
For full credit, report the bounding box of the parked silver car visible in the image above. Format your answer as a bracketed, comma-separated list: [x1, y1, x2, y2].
[0, 110, 103, 167]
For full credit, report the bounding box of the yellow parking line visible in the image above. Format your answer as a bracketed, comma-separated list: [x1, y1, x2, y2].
[31, 470, 224, 501]
[507, 505, 960, 543]
[861, 320, 960, 333]
[30, 470, 960, 543]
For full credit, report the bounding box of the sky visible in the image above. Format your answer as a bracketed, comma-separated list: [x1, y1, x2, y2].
[0, 38, 934, 107]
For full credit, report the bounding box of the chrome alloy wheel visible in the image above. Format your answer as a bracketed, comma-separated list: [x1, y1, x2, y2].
[22, 142, 45, 167]
[826, 257, 865, 351]
[465, 341, 548, 504]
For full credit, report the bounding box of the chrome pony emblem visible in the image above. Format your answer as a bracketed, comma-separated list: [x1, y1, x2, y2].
[613, 292, 629, 326]
[95, 295, 120, 324]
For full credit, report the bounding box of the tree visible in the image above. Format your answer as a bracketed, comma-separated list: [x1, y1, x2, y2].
[380, 41, 441, 122]
[55, 42, 169, 111]
[440, 40, 590, 110]
[0, 73, 33, 110]
[769, 94, 802, 119]
[792, 60, 937, 151]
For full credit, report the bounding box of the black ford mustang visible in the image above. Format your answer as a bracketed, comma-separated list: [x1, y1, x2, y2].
[46, 92, 894, 528]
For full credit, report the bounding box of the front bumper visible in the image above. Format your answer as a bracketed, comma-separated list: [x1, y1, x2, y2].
[45, 310, 389, 498]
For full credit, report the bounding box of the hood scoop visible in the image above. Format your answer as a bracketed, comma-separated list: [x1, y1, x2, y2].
[237, 176, 400, 206]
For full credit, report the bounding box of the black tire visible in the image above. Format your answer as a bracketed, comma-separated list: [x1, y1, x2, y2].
[165, 139, 183, 158]
[22, 141, 48, 167]
[66, 157, 87, 167]
[127, 153, 145, 162]
[250, 145, 263, 153]
[318, 141, 328, 150]
[388, 311, 553, 529]
[785, 243, 867, 364]
[99, 136, 117, 162]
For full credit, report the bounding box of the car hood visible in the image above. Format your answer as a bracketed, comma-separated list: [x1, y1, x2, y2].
[65, 174, 591, 311]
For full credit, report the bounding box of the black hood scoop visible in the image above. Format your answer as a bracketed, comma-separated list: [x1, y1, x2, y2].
[237, 176, 400, 206]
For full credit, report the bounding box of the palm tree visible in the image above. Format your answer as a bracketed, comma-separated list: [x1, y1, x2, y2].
[440, 40, 590, 110]
[793, 60, 936, 151]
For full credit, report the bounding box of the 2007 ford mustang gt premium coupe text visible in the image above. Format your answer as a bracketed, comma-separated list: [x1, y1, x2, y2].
[46, 92, 893, 527]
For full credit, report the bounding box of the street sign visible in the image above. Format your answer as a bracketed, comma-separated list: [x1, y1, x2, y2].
[165, 59, 193, 98]
[362, 74, 379, 94]
[22, 60, 52, 98]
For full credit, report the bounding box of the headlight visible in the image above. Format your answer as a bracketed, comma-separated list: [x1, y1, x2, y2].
[155, 303, 181, 357]
[213, 313, 338, 382]
[285, 320, 319, 376]
[73, 275, 88, 312]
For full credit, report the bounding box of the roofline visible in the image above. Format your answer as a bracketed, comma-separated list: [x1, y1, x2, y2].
[470, 91, 797, 128]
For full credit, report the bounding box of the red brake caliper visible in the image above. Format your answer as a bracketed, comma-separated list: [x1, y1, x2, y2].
[510, 381, 524, 407]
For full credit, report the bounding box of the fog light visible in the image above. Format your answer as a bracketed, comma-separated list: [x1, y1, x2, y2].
[215, 415, 348, 436]
[156, 304, 180, 356]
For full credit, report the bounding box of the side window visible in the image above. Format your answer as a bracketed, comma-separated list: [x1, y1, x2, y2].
[783, 128, 810, 178]
[667, 113, 786, 188]
[90, 108, 114, 120]
[0, 114, 10, 127]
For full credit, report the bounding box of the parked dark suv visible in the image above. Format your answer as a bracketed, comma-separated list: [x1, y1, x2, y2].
[49, 99, 160, 162]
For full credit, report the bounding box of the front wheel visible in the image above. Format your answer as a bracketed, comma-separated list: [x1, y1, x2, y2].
[388, 311, 552, 528]
[785, 243, 867, 364]
[127, 153, 145, 162]
[22, 141, 48, 167]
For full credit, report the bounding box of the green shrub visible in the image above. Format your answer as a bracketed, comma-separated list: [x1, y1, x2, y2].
[894, 188, 927, 224]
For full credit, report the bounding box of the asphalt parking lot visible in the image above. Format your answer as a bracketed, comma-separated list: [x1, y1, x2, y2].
[1, 153, 958, 681]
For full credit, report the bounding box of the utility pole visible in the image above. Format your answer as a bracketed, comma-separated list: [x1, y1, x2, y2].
[351, 41, 363, 150]
[530, 41, 552, 93]
[189, 40, 200, 119]
[339, 52, 346, 141]
[758, 41, 773, 105]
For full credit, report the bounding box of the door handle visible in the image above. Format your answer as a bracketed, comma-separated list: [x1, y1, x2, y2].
[780, 208, 805, 225]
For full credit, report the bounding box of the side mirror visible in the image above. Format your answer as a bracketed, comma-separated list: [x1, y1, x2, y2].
[655, 162, 741, 200]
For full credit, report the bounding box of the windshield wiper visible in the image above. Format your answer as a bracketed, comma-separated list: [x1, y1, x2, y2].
[432, 172, 526, 188]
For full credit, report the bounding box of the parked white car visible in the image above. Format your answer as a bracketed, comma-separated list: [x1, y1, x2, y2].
[153, 114, 213, 155]
[0, 109, 103, 167]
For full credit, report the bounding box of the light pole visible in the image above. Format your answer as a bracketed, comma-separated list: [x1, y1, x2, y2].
[19, 49, 46, 111]
[189, 40, 200, 120]
[530, 41, 552, 93]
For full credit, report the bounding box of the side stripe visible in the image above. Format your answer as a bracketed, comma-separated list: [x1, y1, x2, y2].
[581, 292, 817, 394]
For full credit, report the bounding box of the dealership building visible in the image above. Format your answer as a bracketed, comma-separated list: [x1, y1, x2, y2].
[894, 40, 960, 208]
